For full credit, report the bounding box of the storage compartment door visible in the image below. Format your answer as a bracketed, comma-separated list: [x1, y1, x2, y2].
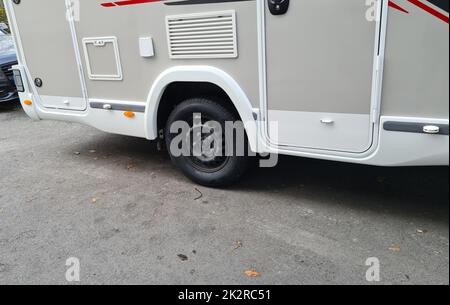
[265, 0, 379, 153]
[10, 0, 86, 111]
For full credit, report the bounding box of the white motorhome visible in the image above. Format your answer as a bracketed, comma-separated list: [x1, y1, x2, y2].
[5, 0, 449, 186]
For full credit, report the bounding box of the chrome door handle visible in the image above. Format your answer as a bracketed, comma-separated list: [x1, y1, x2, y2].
[423, 125, 440, 134]
[321, 119, 334, 125]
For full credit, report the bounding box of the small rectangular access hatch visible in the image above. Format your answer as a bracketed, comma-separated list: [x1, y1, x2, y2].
[82, 37, 123, 81]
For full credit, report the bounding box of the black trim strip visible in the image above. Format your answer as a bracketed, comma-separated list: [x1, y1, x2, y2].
[427, 0, 449, 13]
[90, 102, 146, 113]
[384, 121, 449, 135]
[165, 0, 253, 5]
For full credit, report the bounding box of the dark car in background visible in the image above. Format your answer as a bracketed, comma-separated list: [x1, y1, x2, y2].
[0, 28, 18, 103]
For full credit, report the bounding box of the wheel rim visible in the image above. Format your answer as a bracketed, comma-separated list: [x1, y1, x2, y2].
[184, 114, 230, 173]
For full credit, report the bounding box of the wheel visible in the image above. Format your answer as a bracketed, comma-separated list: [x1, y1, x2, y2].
[165, 97, 251, 187]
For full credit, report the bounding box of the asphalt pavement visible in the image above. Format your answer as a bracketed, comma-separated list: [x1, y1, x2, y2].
[0, 102, 448, 285]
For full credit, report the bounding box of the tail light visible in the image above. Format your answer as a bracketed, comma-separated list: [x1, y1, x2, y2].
[13, 69, 25, 92]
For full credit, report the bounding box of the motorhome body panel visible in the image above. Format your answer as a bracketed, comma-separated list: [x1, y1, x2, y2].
[382, 0, 449, 119]
[5, 0, 449, 167]
[73, 1, 260, 108]
[11, 0, 86, 111]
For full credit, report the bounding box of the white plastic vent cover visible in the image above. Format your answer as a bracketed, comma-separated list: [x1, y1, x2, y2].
[166, 10, 238, 59]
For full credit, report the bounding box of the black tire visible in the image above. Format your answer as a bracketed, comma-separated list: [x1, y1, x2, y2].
[165, 97, 251, 187]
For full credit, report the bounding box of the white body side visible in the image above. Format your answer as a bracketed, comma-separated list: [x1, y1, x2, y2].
[5, 0, 449, 167]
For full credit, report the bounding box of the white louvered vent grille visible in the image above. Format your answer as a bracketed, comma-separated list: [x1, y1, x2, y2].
[166, 11, 238, 59]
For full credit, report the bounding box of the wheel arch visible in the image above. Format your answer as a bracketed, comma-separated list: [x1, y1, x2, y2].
[144, 66, 258, 151]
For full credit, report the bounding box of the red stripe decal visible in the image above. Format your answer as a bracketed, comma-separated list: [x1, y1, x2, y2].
[408, 0, 449, 24]
[100, 0, 449, 25]
[389, 1, 409, 14]
[101, 0, 162, 7]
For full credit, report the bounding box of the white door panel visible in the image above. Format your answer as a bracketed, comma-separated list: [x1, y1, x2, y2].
[11, 0, 86, 111]
[265, 0, 378, 153]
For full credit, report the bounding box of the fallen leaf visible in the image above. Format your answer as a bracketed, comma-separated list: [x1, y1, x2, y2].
[416, 229, 428, 234]
[389, 245, 401, 252]
[127, 164, 135, 170]
[233, 240, 243, 251]
[89, 150, 97, 153]
[74, 152, 81, 155]
[91, 198, 98, 204]
[244, 269, 261, 278]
